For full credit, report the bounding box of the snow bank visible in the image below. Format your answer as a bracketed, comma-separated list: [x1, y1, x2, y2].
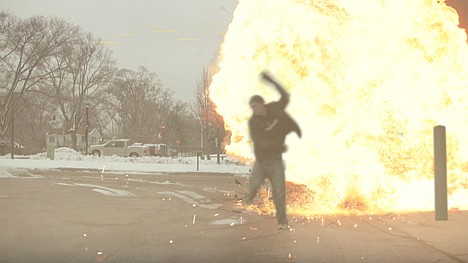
[0, 148, 251, 175]
[28, 147, 245, 166]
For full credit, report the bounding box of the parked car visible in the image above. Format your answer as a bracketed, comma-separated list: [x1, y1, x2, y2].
[90, 139, 149, 157]
[144, 144, 161, 156]
[144, 144, 177, 157]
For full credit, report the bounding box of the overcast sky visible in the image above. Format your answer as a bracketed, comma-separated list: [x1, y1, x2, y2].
[2, 0, 238, 102]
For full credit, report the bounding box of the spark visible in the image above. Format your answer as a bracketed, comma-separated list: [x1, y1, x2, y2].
[169, 240, 174, 244]
[235, 178, 243, 186]
[193, 214, 196, 225]
[96, 251, 105, 262]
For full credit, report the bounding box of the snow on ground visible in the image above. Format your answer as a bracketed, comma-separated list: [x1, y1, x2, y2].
[0, 147, 251, 176]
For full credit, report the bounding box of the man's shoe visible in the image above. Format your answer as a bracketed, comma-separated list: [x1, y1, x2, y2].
[277, 224, 289, 230]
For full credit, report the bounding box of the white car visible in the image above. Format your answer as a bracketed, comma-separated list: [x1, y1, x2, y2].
[90, 139, 149, 157]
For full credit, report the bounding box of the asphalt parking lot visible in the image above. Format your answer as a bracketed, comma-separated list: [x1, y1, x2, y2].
[1, 169, 467, 263]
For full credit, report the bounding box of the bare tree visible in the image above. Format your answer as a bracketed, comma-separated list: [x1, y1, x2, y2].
[106, 67, 164, 142]
[39, 28, 115, 150]
[103, 67, 193, 146]
[191, 67, 225, 157]
[0, 13, 77, 146]
[160, 99, 192, 145]
[12, 92, 56, 153]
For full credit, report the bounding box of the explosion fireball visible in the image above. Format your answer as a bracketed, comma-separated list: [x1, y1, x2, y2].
[209, 0, 468, 214]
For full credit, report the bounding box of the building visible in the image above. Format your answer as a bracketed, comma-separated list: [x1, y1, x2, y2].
[46, 128, 102, 153]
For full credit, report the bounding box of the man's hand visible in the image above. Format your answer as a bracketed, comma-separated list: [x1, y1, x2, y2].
[260, 71, 277, 85]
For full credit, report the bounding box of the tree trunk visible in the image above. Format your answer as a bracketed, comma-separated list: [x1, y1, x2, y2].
[70, 130, 77, 151]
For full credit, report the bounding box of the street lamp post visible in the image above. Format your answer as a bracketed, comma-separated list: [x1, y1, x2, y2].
[85, 104, 89, 155]
[160, 125, 166, 156]
[10, 101, 14, 160]
[10, 92, 20, 160]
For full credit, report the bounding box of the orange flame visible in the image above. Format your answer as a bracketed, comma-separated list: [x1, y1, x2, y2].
[210, 0, 468, 214]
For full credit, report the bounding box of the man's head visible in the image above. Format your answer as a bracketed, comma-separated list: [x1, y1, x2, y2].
[249, 95, 266, 116]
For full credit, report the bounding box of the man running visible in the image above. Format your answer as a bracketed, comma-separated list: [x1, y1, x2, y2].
[245, 71, 301, 230]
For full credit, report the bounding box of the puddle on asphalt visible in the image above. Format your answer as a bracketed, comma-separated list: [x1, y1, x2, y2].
[211, 217, 246, 225]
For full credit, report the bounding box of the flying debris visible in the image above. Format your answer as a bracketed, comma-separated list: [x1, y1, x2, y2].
[234, 178, 243, 186]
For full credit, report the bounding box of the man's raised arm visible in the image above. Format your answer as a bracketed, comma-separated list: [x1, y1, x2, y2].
[260, 71, 290, 110]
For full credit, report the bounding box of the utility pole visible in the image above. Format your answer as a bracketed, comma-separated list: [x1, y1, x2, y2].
[216, 125, 220, 164]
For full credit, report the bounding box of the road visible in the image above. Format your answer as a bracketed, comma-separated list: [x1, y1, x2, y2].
[1, 168, 467, 263]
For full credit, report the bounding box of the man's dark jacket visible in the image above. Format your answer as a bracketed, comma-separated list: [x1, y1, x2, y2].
[249, 94, 301, 161]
